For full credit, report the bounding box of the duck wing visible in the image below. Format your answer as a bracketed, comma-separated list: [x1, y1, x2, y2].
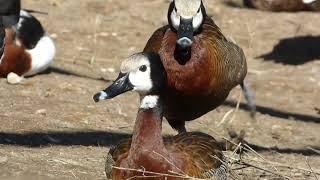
[143, 25, 169, 53]
[166, 132, 228, 179]
[202, 17, 247, 88]
[105, 138, 131, 178]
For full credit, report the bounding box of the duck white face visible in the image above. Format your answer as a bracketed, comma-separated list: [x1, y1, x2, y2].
[120, 54, 153, 93]
[93, 53, 166, 102]
[169, 0, 205, 48]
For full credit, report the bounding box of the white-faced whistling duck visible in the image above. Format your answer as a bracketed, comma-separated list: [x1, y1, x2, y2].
[139, 0, 255, 133]
[0, 10, 55, 83]
[93, 52, 227, 180]
[243, 0, 320, 11]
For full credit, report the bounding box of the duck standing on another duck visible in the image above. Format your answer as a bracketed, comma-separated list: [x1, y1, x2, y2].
[0, 10, 55, 83]
[243, 0, 320, 11]
[93, 52, 227, 180]
[97, 0, 255, 133]
[138, 0, 254, 133]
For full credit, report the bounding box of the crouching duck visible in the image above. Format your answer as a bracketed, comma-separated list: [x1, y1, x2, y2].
[0, 10, 55, 83]
[93, 52, 227, 180]
[243, 0, 320, 11]
[141, 0, 255, 133]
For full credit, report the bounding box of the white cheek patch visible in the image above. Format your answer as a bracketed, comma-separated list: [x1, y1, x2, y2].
[193, 10, 203, 31]
[303, 0, 316, 4]
[129, 68, 153, 92]
[170, 10, 180, 30]
[140, 95, 159, 109]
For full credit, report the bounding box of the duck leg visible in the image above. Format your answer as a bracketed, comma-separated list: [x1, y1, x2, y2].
[240, 80, 256, 118]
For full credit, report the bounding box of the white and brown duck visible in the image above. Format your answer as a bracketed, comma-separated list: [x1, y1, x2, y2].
[243, 0, 320, 11]
[94, 52, 228, 179]
[0, 10, 55, 84]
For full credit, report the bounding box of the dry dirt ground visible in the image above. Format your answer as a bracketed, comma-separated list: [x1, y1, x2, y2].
[0, 0, 319, 179]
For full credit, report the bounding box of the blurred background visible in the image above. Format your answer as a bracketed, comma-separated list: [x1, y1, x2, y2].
[0, 0, 319, 179]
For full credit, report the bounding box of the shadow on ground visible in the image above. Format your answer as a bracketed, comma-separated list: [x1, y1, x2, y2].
[0, 130, 319, 156]
[245, 143, 320, 156]
[47, 66, 112, 82]
[258, 36, 320, 65]
[0, 131, 130, 147]
[223, 0, 246, 9]
[224, 100, 320, 123]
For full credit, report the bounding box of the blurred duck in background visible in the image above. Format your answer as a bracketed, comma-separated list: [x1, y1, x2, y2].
[0, 0, 20, 67]
[243, 0, 320, 11]
[0, 9, 55, 84]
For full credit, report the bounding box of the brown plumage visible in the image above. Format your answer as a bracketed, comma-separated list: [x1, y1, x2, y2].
[243, 0, 320, 11]
[0, 29, 32, 77]
[0, 10, 55, 78]
[93, 52, 227, 180]
[143, 1, 249, 132]
[106, 113, 227, 180]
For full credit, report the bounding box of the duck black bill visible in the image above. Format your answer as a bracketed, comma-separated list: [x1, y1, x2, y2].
[176, 17, 193, 49]
[93, 73, 133, 102]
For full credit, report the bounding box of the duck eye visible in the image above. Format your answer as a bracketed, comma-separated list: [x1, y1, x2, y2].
[197, 8, 201, 13]
[139, 65, 147, 72]
[174, 6, 177, 12]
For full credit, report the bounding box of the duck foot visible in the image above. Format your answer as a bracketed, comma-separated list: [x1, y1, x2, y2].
[7, 72, 24, 84]
[220, 129, 246, 152]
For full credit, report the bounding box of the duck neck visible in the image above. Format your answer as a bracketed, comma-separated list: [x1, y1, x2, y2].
[130, 94, 164, 152]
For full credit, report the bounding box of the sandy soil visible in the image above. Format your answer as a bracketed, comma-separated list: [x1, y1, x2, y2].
[0, 0, 319, 179]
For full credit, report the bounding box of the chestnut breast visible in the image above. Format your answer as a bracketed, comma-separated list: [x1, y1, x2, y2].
[159, 30, 214, 95]
[0, 29, 32, 77]
[0, 45, 31, 77]
[113, 149, 186, 180]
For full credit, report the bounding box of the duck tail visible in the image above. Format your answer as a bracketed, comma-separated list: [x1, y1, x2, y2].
[240, 80, 256, 118]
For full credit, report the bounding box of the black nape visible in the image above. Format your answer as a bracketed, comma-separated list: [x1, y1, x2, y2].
[16, 11, 45, 49]
[147, 52, 167, 92]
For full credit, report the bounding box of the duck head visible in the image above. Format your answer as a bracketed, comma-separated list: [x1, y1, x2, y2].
[168, 0, 206, 49]
[93, 52, 166, 103]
